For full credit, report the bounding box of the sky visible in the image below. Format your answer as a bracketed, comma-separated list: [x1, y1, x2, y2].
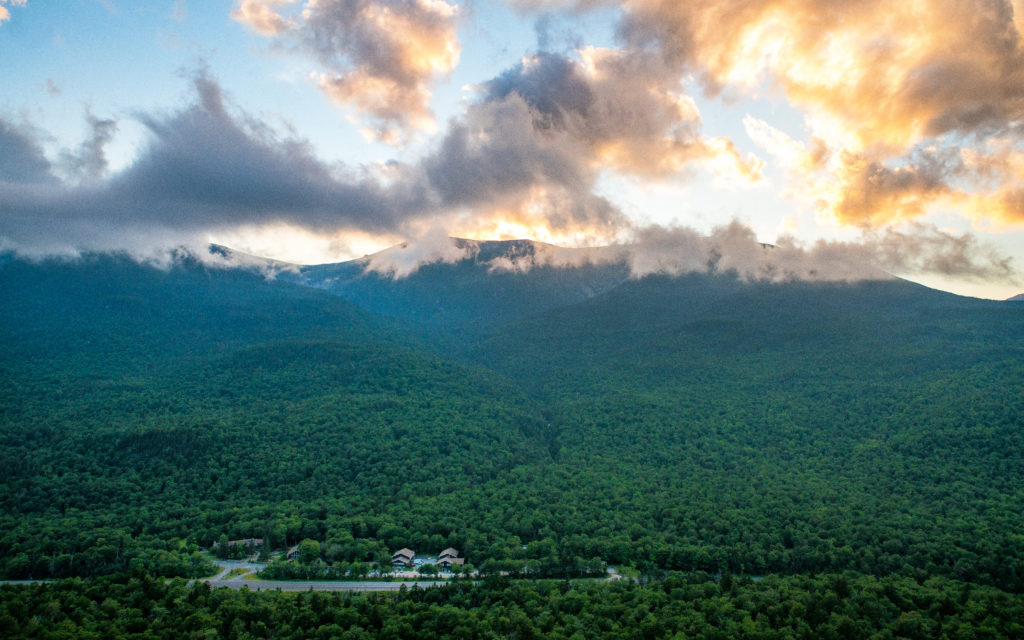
[1, 0, 1023, 299]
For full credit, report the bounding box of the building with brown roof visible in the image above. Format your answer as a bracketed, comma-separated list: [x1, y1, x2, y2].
[392, 548, 415, 568]
[438, 548, 465, 569]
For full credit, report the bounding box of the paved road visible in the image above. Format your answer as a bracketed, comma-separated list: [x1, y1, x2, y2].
[209, 559, 267, 580]
[205, 578, 451, 592]
[203, 560, 451, 592]
[198, 560, 637, 592]
[0, 580, 48, 586]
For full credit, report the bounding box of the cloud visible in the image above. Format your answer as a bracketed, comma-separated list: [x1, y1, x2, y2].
[830, 150, 959, 226]
[863, 222, 1017, 281]
[407, 47, 761, 245]
[747, 114, 965, 226]
[423, 93, 622, 231]
[0, 119, 55, 184]
[0, 0, 26, 25]
[232, 0, 460, 142]
[0, 67, 627, 259]
[0, 71, 437, 257]
[958, 140, 1024, 224]
[3, 72, 1012, 289]
[525, 1, 1024, 230]
[172, 0, 188, 22]
[617, 222, 884, 282]
[482, 48, 763, 182]
[616, 0, 1024, 144]
[364, 224, 472, 277]
[231, 0, 296, 35]
[57, 113, 118, 183]
[0, 68, 633, 259]
[745, 115, 1024, 228]
[2, 34, 1017, 293]
[619, 221, 1017, 284]
[361, 220, 1016, 285]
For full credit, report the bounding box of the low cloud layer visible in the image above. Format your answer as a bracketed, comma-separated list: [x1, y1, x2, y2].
[363, 224, 471, 277]
[615, 222, 1017, 284]
[232, 0, 460, 142]
[347, 220, 1018, 288]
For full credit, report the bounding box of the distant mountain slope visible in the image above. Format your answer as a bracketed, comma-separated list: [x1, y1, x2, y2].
[0, 251, 384, 377]
[286, 238, 630, 336]
[477, 271, 1016, 384]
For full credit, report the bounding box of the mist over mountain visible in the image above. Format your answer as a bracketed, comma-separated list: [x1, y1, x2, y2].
[220, 234, 989, 343]
[278, 238, 631, 336]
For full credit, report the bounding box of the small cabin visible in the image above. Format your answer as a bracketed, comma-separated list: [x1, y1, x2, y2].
[392, 548, 415, 568]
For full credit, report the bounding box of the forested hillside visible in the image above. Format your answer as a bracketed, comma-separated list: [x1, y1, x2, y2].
[0, 254, 551, 578]
[473, 275, 1024, 589]
[1, 246, 1023, 637]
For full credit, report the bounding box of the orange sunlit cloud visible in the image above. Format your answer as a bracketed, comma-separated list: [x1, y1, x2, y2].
[614, 0, 1024, 229]
[624, 0, 1024, 150]
[958, 141, 1024, 224]
[497, 48, 766, 186]
[513, 0, 1024, 230]
[231, 0, 296, 35]
[233, 0, 460, 141]
[0, 0, 26, 25]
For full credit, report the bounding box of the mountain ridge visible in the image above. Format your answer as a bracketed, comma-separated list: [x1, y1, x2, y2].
[201, 237, 998, 339]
